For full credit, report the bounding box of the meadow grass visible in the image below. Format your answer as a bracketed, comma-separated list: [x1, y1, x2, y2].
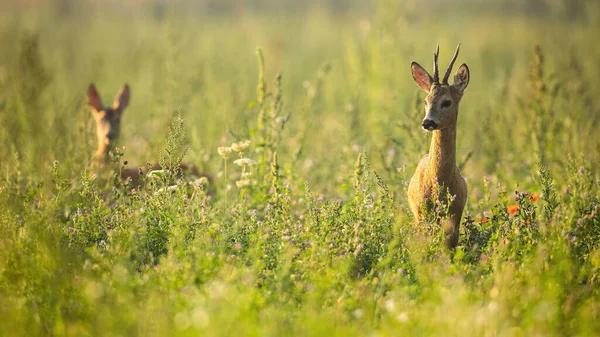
[0, 1, 599, 336]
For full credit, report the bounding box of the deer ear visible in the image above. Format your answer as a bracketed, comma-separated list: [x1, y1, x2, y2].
[411, 62, 433, 93]
[453, 64, 470, 94]
[112, 84, 130, 113]
[87, 84, 103, 112]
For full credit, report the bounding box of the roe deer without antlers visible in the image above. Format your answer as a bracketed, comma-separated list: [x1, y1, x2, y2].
[408, 44, 470, 249]
[87, 84, 204, 188]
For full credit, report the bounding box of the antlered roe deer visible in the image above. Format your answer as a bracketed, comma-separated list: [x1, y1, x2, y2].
[408, 44, 470, 249]
[87, 84, 204, 188]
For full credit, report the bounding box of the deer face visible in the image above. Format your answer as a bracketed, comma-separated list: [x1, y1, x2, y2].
[87, 84, 130, 160]
[94, 107, 121, 145]
[410, 44, 469, 131]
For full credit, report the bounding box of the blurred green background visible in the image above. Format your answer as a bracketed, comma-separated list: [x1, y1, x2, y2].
[1, 0, 598, 188]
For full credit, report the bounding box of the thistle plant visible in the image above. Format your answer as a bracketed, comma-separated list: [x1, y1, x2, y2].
[256, 48, 267, 150]
[253, 49, 290, 179]
[270, 151, 280, 203]
[159, 112, 189, 182]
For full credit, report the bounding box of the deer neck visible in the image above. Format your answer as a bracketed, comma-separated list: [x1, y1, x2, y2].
[427, 126, 457, 184]
[94, 142, 111, 164]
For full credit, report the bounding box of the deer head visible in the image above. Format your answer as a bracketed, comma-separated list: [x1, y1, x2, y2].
[87, 84, 130, 161]
[410, 44, 470, 131]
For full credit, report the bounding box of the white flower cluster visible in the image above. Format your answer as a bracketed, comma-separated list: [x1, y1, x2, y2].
[216, 140, 257, 190]
[218, 140, 251, 159]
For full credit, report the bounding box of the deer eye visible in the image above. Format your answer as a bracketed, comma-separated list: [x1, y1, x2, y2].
[441, 100, 452, 108]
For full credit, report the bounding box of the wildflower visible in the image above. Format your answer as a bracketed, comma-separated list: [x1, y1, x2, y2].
[507, 204, 519, 215]
[231, 140, 251, 152]
[384, 299, 396, 312]
[218, 147, 233, 159]
[397, 312, 409, 323]
[192, 177, 209, 187]
[234, 158, 257, 167]
[353, 309, 364, 319]
[477, 217, 488, 224]
[235, 179, 251, 188]
[530, 192, 539, 202]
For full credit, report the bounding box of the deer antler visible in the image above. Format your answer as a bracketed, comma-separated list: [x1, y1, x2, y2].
[442, 43, 461, 85]
[433, 44, 440, 84]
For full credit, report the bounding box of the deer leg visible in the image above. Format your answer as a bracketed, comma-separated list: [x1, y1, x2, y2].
[443, 216, 460, 249]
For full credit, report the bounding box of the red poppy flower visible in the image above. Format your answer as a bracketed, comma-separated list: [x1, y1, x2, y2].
[530, 192, 539, 202]
[507, 204, 519, 215]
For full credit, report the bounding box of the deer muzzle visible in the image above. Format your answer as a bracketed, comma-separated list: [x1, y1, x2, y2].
[422, 119, 438, 131]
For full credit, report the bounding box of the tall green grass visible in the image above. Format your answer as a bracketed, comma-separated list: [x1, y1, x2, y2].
[0, 1, 599, 336]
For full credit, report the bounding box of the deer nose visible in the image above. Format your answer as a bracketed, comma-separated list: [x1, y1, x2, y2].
[422, 119, 438, 131]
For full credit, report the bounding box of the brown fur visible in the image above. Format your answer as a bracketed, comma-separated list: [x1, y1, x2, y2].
[87, 84, 210, 189]
[408, 45, 470, 249]
[115, 162, 206, 188]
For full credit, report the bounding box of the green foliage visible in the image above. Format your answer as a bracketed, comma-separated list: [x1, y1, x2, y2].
[1, 1, 600, 336]
[159, 112, 189, 177]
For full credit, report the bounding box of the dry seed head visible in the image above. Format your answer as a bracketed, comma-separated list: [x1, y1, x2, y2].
[354, 152, 364, 188]
[529, 44, 546, 97]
